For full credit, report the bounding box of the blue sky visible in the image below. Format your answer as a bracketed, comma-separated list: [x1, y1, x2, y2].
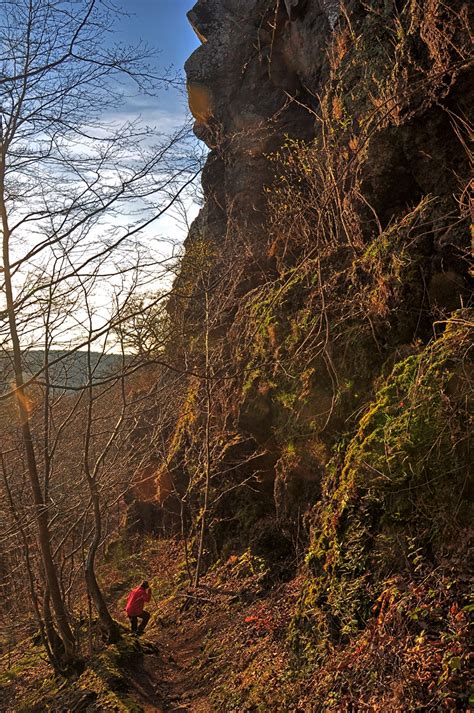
[114, 1, 200, 122]
[105, 2, 203, 287]
[120, 1, 199, 71]
[1, 1, 202, 351]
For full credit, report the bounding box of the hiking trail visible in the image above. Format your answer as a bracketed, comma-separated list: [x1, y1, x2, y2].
[127, 617, 214, 713]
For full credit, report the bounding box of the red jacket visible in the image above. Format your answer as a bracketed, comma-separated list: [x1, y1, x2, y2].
[125, 586, 151, 616]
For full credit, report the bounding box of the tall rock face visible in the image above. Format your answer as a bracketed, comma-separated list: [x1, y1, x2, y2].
[174, 0, 472, 524]
[143, 0, 474, 710]
[156, 0, 472, 705]
[169, 0, 344, 546]
[183, 0, 471, 262]
[184, 0, 332, 256]
[168, 0, 471, 663]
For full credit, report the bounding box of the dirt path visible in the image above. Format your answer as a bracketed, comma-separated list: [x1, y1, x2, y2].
[127, 618, 216, 713]
[105, 542, 219, 712]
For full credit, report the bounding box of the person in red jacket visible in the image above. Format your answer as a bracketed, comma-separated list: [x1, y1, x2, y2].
[125, 580, 151, 634]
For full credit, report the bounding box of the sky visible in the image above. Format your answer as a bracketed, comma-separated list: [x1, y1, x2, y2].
[1, 1, 203, 354]
[114, 0, 200, 123]
[98, 1, 204, 301]
[91, 2, 204, 345]
[121, 1, 199, 68]
[113, 0, 202, 257]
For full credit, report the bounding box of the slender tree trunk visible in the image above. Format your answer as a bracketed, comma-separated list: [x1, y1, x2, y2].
[0, 452, 61, 670]
[43, 588, 65, 663]
[180, 499, 193, 585]
[84, 479, 120, 642]
[82, 348, 120, 643]
[194, 290, 211, 588]
[0, 157, 75, 658]
[43, 342, 51, 499]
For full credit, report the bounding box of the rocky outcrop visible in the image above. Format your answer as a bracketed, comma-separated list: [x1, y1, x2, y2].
[184, 0, 329, 253]
[150, 2, 473, 705]
[162, 0, 472, 540]
[180, 0, 472, 514]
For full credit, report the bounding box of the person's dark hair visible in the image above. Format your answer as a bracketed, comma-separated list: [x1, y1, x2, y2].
[141, 580, 149, 589]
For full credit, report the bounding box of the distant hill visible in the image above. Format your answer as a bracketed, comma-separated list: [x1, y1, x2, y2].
[0, 350, 126, 392]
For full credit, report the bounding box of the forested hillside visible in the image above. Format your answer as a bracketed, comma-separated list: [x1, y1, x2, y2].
[0, 352, 124, 392]
[1, 1, 472, 711]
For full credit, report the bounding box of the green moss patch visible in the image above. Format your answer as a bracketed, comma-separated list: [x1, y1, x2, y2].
[293, 312, 473, 656]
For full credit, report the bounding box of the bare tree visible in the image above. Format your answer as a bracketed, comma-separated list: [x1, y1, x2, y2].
[194, 283, 212, 587]
[0, 0, 200, 665]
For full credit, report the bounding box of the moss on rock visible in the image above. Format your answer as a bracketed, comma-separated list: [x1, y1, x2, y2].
[292, 311, 473, 658]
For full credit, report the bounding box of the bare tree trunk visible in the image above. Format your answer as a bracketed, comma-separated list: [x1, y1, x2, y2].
[81, 343, 122, 642]
[43, 588, 65, 663]
[0, 158, 75, 659]
[194, 289, 212, 588]
[180, 499, 193, 585]
[0, 452, 61, 669]
[84, 480, 120, 642]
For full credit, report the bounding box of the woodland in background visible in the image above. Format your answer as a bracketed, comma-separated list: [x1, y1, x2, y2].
[0, 0, 201, 674]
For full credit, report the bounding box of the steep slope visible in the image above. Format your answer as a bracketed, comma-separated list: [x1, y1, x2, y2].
[136, 1, 472, 709]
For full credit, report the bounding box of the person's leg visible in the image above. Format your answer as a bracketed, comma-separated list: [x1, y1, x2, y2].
[130, 616, 138, 633]
[137, 610, 150, 633]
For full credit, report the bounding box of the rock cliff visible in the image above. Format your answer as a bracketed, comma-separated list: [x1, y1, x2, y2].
[174, 0, 472, 519]
[151, 1, 473, 706]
